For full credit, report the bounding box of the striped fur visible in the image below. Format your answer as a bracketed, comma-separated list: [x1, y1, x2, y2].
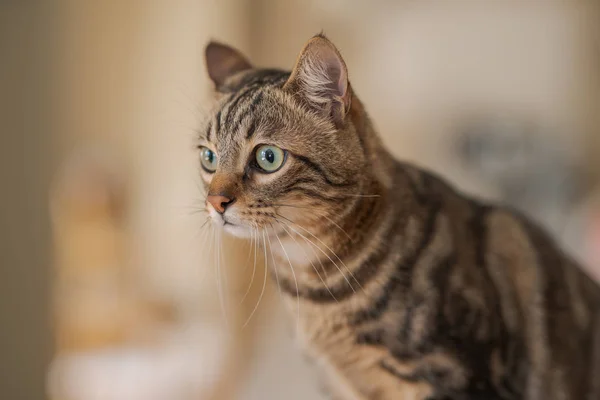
[199, 35, 600, 399]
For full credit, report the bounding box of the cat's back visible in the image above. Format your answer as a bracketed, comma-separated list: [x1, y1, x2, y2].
[390, 160, 600, 398]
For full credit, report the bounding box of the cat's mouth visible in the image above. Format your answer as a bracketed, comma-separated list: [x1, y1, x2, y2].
[207, 205, 286, 238]
[222, 218, 236, 227]
[208, 209, 252, 237]
[210, 212, 237, 228]
[212, 214, 285, 239]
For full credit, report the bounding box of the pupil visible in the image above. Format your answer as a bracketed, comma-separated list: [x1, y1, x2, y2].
[205, 150, 213, 163]
[265, 149, 275, 163]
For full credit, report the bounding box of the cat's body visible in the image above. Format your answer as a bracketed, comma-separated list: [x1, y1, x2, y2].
[275, 157, 600, 400]
[200, 35, 600, 399]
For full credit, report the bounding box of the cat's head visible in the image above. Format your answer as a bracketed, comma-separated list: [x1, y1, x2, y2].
[199, 34, 368, 237]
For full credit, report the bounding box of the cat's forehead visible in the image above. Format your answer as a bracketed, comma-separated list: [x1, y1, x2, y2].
[203, 70, 287, 145]
[203, 68, 331, 151]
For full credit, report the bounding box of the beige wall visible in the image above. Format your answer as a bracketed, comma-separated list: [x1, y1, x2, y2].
[56, 0, 259, 318]
[0, 2, 55, 399]
[52, 1, 262, 399]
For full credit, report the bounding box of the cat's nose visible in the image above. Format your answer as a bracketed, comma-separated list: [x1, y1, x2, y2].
[207, 194, 235, 214]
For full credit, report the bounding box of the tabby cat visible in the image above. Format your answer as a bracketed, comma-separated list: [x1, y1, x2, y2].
[199, 34, 600, 399]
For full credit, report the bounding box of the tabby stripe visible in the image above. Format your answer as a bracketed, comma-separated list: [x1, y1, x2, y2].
[468, 203, 502, 336]
[314, 195, 386, 271]
[380, 359, 419, 382]
[277, 176, 329, 202]
[223, 85, 259, 130]
[277, 198, 396, 303]
[523, 219, 571, 313]
[499, 340, 527, 398]
[235, 90, 265, 135]
[245, 118, 258, 139]
[356, 329, 384, 346]
[295, 154, 356, 188]
[205, 121, 212, 141]
[282, 184, 373, 207]
[277, 180, 367, 253]
[213, 109, 222, 140]
[520, 217, 579, 391]
[475, 204, 513, 342]
[350, 200, 441, 325]
[382, 360, 503, 400]
[282, 186, 339, 204]
[397, 253, 456, 352]
[277, 232, 386, 302]
[589, 311, 600, 398]
[233, 69, 289, 89]
[323, 193, 376, 260]
[403, 168, 428, 205]
[280, 175, 321, 194]
[262, 71, 290, 86]
[471, 202, 523, 398]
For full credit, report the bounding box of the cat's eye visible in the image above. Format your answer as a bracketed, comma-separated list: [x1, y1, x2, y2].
[200, 146, 218, 173]
[255, 145, 286, 173]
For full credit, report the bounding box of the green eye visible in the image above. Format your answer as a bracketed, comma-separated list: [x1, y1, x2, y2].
[200, 146, 218, 172]
[255, 145, 286, 173]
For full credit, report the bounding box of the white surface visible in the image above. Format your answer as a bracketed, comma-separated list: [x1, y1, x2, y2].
[48, 324, 225, 400]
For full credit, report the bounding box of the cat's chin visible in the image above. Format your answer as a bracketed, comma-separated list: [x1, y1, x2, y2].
[222, 223, 253, 238]
[221, 222, 285, 240]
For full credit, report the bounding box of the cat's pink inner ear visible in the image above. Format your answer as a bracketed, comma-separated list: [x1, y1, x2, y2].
[205, 41, 252, 89]
[285, 35, 351, 117]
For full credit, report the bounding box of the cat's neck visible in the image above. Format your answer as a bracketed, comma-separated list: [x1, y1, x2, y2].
[349, 93, 396, 188]
[270, 179, 390, 292]
[274, 193, 385, 262]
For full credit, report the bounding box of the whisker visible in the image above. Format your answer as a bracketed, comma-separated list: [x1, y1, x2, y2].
[240, 224, 259, 304]
[242, 226, 255, 273]
[178, 203, 208, 213]
[194, 223, 214, 286]
[278, 214, 361, 287]
[276, 218, 355, 294]
[215, 229, 229, 330]
[185, 208, 209, 217]
[303, 234, 331, 283]
[274, 203, 353, 241]
[242, 229, 269, 328]
[218, 230, 230, 316]
[265, 225, 283, 297]
[279, 223, 338, 303]
[275, 231, 300, 335]
[198, 217, 211, 231]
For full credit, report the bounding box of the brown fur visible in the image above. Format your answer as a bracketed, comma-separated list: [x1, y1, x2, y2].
[199, 34, 600, 399]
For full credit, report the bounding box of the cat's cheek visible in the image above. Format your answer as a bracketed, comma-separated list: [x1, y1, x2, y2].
[199, 171, 214, 184]
[251, 157, 294, 186]
[252, 172, 286, 187]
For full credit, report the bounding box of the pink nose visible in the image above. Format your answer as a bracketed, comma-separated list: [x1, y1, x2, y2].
[207, 195, 235, 214]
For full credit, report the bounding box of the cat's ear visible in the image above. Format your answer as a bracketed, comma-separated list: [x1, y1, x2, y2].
[205, 41, 252, 89]
[284, 34, 351, 126]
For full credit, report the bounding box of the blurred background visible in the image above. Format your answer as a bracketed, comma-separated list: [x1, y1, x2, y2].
[2, 1, 600, 399]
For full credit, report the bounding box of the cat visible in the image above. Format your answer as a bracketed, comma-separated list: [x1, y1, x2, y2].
[198, 34, 600, 399]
